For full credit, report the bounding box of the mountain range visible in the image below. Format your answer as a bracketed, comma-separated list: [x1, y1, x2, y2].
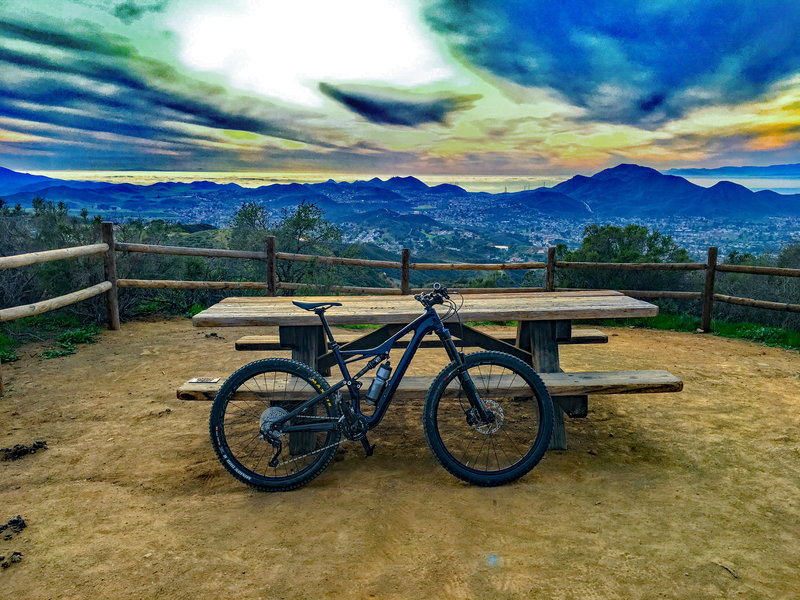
[666, 163, 800, 177]
[1, 163, 799, 227]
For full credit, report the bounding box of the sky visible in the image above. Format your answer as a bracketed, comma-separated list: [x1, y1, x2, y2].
[2, 0, 800, 175]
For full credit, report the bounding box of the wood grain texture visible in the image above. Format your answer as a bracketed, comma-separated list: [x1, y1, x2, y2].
[118, 279, 267, 290]
[234, 328, 607, 351]
[101, 223, 120, 331]
[177, 370, 683, 401]
[193, 292, 656, 327]
[115, 242, 265, 260]
[556, 261, 706, 271]
[713, 294, 800, 314]
[275, 251, 402, 269]
[716, 264, 800, 278]
[410, 261, 547, 271]
[0, 281, 112, 323]
[0, 243, 108, 270]
[702, 247, 718, 332]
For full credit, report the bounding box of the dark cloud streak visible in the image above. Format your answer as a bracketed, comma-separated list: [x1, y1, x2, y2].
[424, 0, 800, 124]
[319, 82, 478, 126]
[0, 18, 341, 168]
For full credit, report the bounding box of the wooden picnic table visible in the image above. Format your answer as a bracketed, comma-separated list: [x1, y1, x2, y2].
[192, 290, 662, 449]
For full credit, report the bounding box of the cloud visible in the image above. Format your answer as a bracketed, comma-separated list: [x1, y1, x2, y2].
[113, 1, 168, 24]
[319, 83, 478, 126]
[0, 18, 340, 167]
[424, 1, 800, 125]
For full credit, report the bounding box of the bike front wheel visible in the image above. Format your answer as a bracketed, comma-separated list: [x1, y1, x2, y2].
[209, 358, 341, 492]
[423, 351, 553, 486]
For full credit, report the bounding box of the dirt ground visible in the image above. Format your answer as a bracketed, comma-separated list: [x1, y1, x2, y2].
[1, 316, 799, 599]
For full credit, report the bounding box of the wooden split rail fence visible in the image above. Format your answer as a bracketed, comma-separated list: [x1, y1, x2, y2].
[2, 221, 800, 395]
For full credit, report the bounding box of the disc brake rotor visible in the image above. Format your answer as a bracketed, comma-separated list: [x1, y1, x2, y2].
[472, 399, 504, 435]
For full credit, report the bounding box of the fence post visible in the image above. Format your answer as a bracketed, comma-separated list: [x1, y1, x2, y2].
[266, 236, 277, 296]
[545, 246, 556, 291]
[401, 248, 410, 295]
[701, 246, 718, 332]
[101, 222, 120, 330]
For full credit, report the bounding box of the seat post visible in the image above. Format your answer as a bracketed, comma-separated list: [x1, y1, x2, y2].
[315, 309, 337, 345]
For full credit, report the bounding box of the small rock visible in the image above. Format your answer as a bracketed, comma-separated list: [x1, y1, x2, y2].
[10, 551, 22, 563]
[1, 441, 48, 461]
[144, 553, 153, 558]
[588, 450, 597, 455]
[1, 561, 8, 569]
[8, 515, 27, 533]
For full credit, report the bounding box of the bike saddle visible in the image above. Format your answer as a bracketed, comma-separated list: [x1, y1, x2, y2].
[292, 301, 342, 311]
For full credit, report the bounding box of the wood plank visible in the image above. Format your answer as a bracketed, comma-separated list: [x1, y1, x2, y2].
[316, 324, 404, 372]
[0, 243, 108, 270]
[193, 293, 656, 327]
[0, 281, 112, 323]
[217, 290, 624, 303]
[234, 328, 608, 351]
[448, 324, 531, 362]
[525, 321, 568, 450]
[277, 326, 326, 452]
[178, 370, 683, 401]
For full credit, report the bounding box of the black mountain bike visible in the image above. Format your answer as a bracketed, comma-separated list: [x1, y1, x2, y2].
[209, 284, 554, 491]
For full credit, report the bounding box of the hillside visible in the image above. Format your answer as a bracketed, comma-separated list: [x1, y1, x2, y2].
[1, 319, 799, 597]
[3, 163, 800, 257]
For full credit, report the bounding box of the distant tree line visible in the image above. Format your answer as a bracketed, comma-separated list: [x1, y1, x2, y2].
[0, 198, 382, 336]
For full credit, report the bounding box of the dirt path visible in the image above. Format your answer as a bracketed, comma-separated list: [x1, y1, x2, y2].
[1, 318, 799, 599]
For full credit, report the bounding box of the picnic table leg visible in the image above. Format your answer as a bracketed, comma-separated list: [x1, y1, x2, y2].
[278, 325, 328, 454]
[518, 321, 568, 450]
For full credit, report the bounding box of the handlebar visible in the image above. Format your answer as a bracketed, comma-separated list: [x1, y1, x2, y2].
[414, 283, 450, 307]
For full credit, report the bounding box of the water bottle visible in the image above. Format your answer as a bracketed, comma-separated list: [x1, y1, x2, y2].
[365, 362, 392, 405]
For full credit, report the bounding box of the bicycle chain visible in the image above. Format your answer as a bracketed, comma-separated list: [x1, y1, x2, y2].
[274, 440, 340, 466]
[272, 414, 342, 466]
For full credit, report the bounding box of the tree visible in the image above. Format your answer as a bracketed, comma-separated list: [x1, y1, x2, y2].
[273, 201, 342, 287]
[228, 202, 270, 252]
[229, 200, 344, 288]
[555, 224, 692, 292]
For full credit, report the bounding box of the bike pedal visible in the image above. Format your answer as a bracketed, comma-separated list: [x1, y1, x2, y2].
[361, 437, 376, 458]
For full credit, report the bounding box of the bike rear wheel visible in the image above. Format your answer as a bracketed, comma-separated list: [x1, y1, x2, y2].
[209, 358, 340, 492]
[423, 351, 553, 486]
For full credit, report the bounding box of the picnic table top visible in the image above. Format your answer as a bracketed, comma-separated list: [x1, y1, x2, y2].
[192, 290, 658, 327]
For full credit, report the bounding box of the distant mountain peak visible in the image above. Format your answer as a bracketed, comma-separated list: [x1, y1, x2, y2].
[385, 175, 428, 189]
[593, 163, 663, 180]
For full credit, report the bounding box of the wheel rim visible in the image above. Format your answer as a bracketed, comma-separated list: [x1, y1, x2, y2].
[433, 362, 543, 475]
[216, 369, 338, 482]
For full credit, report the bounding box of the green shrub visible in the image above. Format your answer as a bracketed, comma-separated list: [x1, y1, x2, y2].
[57, 325, 100, 346]
[184, 303, 206, 317]
[41, 345, 76, 359]
[41, 325, 100, 359]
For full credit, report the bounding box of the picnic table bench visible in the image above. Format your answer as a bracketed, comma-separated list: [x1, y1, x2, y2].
[185, 291, 682, 450]
[233, 327, 609, 351]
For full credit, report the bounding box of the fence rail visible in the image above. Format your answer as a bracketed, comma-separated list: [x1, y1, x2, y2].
[3, 225, 800, 330]
[0, 281, 112, 323]
[0, 243, 108, 270]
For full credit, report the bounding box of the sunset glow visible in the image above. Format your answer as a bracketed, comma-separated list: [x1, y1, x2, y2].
[3, 1, 800, 173]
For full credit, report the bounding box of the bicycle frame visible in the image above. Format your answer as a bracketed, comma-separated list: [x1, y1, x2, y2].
[275, 303, 486, 435]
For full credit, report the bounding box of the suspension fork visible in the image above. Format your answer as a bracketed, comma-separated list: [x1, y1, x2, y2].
[437, 326, 495, 423]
